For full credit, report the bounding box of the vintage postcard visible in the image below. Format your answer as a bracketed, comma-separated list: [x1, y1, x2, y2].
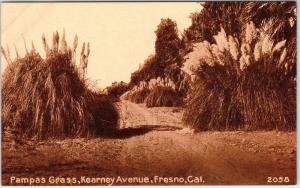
[0, 1, 297, 186]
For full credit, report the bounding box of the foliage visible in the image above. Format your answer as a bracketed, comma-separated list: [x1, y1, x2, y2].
[155, 18, 182, 67]
[183, 2, 245, 45]
[130, 55, 158, 86]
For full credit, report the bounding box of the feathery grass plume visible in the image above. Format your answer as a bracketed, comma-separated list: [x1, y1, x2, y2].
[279, 48, 287, 65]
[5, 44, 11, 61]
[272, 40, 286, 53]
[213, 27, 229, 52]
[228, 36, 239, 61]
[261, 34, 274, 55]
[42, 33, 50, 56]
[1, 32, 119, 140]
[14, 44, 20, 59]
[60, 30, 68, 53]
[52, 31, 59, 52]
[253, 41, 262, 61]
[145, 86, 182, 107]
[182, 41, 213, 76]
[183, 21, 295, 131]
[245, 21, 257, 44]
[78, 42, 90, 79]
[1, 46, 12, 64]
[22, 35, 29, 55]
[31, 40, 36, 54]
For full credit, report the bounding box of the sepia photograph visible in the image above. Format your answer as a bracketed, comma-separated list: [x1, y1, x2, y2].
[0, 1, 297, 186]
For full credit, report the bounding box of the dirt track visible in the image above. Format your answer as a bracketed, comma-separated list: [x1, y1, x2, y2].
[2, 100, 296, 185]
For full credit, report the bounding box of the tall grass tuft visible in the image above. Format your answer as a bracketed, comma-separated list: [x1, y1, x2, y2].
[183, 63, 243, 130]
[127, 88, 150, 104]
[2, 32, 119, 140]
[105, 81, 129, 101]
[238, 59, 295, 130]
[182, 22, 295, 131]
[145, 86, 182, 107]
[124, 76, 183, 107]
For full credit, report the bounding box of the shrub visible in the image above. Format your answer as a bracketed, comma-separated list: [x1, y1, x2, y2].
[145, 86, 182, 107]
[183, 22, 295, 131]
[128, 87, 150, 104]
[125, 77, 181, 106]
[120, 90, 132, 100]
[105, 81, 129, 101]
[1, 32, 119, 140]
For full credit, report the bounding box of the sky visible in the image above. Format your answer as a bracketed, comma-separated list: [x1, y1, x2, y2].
[1, 2, 201, 88]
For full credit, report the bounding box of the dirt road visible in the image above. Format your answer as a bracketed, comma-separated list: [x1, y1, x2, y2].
[2, 100, 296, 185]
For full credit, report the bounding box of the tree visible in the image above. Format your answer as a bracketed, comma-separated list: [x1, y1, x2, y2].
[154, 18, 183, 84]
[183, 2, 245, 45]
[129, 18, 184, 88]
[129, 54, 158, 86]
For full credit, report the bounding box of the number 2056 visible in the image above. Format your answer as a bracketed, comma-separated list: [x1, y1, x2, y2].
[267, 177, 290, 183]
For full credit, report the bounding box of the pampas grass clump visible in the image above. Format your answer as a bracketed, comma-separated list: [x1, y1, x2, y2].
[182, 22, 295, 131]
[1, 32, 119, 140]
[120, 90, 132, 100]
[123, 81, 150, 103]
[124, 77, 183, 107]
[239, 59, 295, 130]
[105, 81, 129, 102]
[183, 63, 242, 130]
[128, 88, 150, 103]
[145, 86, 182, 107]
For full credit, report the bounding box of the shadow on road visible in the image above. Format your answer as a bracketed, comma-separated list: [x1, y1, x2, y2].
[99, 125, 182, 139]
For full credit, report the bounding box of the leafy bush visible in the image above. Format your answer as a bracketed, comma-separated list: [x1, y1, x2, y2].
[145, 86, 182, 107]
[1, 32, 119, 140]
